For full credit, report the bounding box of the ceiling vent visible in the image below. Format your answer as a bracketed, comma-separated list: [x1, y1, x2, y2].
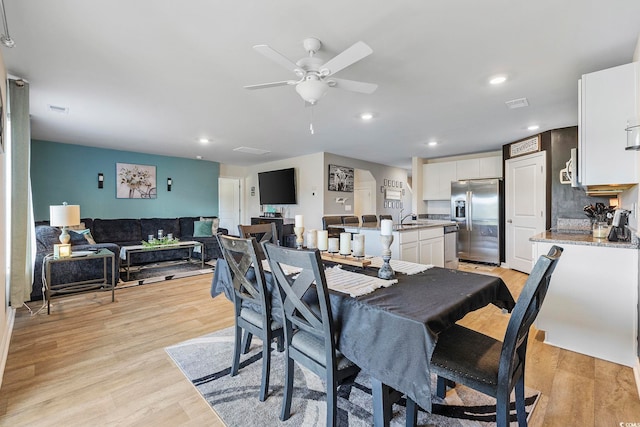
[233, 146, 270, 155]
[505, 98, 529, 109]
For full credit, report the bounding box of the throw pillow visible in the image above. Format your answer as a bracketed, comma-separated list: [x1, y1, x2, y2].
[68, 222, 86, 230]
[193, 220, 214, 237]
[200, 217, 220, 234]
[69, 229, 97, 245]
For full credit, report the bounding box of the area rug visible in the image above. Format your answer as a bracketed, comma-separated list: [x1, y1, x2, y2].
[119, 259, 216, 287]
[165, 327, 539, 426]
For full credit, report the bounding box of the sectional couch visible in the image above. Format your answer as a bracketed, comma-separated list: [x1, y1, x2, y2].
[32, 216, 228, 301]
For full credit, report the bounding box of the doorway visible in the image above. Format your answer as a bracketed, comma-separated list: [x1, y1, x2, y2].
[353, 169, 376, 219]
[505, 152, 546, 273]
[218, 177, 241, 234]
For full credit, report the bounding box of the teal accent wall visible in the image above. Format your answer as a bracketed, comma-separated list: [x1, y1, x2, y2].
[31, 140, 220, 221]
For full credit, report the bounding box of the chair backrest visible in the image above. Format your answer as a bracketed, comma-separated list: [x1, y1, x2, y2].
[499, 245, 563, 385]
[238, 223, 278, 259]
[218, 234, 272, 322]
[378, 214, 392, 221]
[264, 243, 337, 366]
[361, 214, 378, 224]
[322, 216, 345, 238]
[342, 216, 359, 225]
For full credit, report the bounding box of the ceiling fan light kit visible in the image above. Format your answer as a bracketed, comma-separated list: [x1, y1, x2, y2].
[245, 37, 377, 106]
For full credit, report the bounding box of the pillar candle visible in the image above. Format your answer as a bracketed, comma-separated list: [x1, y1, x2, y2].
[295, 215, 304, 228]
[380, 219, 393, 236]
[328, 237, 339, 253]
[306, 229, 317, 249]
[339, 232, 351, 255]
[352, 234, 365, 257]
[317, 230, 329, 251]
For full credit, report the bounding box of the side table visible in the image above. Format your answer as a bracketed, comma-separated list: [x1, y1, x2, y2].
[44, 248, 115, 314]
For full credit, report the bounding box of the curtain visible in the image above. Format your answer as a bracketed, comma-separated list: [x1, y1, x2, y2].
[9, 79, 34, 306]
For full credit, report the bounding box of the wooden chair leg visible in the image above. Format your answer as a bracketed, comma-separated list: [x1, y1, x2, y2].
[326, 372, 337, 427]
[259, 338, 270, 402]
[241, 330, 253, 354]
[436, 376, 447, 398]
[280, 355, 294, 421]
[495, 390, 509, 427]
[405, 398, 418, 427]
[276, 335, 284, 352]
[231, 325, 242, 376]
[515, 376, 527, 426]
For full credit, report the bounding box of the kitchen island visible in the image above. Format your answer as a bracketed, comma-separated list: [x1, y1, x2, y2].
[530, 230, 639, 371]
[339, 220, 455, 267]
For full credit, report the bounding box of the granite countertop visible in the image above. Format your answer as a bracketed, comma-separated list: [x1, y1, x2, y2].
[338, 220, 456, 232]
[530, 230, 639, 249]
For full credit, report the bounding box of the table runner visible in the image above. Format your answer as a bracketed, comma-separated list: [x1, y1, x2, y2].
[367, 257, 434, 275]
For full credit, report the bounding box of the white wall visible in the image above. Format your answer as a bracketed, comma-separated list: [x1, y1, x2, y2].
[242, 152, 325, 230]
[0, 49, 11, 387]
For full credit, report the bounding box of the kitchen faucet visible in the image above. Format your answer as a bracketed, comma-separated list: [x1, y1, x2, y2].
[399, 210, 416, 224]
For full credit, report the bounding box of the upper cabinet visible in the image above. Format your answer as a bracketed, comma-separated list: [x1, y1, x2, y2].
[423, 162, 457, 200]
[456, 156, 502, 180]
[579, 62, 639, 186]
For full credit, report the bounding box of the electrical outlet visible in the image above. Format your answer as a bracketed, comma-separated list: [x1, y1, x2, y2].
[345, 205, 352, 211]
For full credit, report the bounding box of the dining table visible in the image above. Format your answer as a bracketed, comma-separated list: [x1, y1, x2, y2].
[211, 257, 515, 426]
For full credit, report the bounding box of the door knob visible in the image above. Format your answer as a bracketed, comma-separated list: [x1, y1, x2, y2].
[507, 219, 513, 223]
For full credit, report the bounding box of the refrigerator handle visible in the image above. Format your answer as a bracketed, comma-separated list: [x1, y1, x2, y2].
[466, 191, 472, 231]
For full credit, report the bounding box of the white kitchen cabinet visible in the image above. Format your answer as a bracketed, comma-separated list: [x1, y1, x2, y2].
[456, 156, 502, 180]
[418, 228, 444, 267]
[398, 230, 420, 263]
[479, 156, 502, 178]
[579, 61, 639, 186]
[422, 162, 457, 200]
[533, 241, 638, 368]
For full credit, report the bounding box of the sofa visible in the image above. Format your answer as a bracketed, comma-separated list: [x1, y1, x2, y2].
[31, 216, 228, 301]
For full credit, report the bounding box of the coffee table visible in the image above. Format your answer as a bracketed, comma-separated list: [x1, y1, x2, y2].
[120, 240, 204, 281]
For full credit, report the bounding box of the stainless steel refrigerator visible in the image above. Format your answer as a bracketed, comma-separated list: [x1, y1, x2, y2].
[451, 179, 501, 265]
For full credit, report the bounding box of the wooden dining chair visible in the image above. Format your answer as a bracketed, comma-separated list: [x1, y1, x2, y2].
[217, 234, 284, 402]
[263, 243, 360, 427]
[408, 245, 563, 427]
[341, 215, 360, 226]
[361, 214, 378, 225]
[322, 216, 344, 238]
[238, 222, 279, 259]
[378, 214, 392, 221]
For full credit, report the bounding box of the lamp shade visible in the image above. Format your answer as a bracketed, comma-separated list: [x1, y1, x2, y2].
[50, 203, 80, 227]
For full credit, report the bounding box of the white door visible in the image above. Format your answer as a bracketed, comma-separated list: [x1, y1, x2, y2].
[218, 177, 241, 234]
[505, 152, 546, 274]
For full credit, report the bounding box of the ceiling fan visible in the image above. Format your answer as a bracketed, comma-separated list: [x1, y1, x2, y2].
[244, 37, 378, 105]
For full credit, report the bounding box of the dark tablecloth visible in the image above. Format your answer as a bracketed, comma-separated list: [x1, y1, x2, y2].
[211, 259, 515, 411]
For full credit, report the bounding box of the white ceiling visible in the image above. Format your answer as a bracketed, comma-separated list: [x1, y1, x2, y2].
[2, 1, 640, 170]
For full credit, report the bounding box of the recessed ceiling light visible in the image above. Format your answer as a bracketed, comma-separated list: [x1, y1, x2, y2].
[199, 138, 210, 144]
[196, 155, 203, 160]
[360, 112, 374, 121]
[527, 125, 540, 131]
[489, 76, 507, 85]
[427, 141, 438, 147]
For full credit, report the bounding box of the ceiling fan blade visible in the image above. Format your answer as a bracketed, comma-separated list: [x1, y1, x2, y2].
[244, 81, 296, 90]
[328, 78, 378, 94]
[320, 41, 373, 76]
[253, 44, 304, 75]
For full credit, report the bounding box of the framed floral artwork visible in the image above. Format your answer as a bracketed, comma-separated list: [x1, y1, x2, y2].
[116, 163, 157, 198]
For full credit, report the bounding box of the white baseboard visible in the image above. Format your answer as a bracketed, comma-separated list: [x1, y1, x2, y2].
[0, 307, 16, 389]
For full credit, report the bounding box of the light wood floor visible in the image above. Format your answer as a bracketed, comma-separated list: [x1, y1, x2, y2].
[1, 267, 639, 426]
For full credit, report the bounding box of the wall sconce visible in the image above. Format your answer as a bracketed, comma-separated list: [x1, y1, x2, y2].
[167, 178, 172, 191]
[98, 173, 104, 189]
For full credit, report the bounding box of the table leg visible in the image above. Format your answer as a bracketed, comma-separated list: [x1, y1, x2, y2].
[371, 377, 399, 427]
[46, 261, 51, 315]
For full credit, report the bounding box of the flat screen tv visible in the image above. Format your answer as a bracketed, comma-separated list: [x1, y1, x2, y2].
[258, 168, 297, 205]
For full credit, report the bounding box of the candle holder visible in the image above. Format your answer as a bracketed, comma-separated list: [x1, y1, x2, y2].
[378, 234, 395, 279]
[294, 226, 305, 250]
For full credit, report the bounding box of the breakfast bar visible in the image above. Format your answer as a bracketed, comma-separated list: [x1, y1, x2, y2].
[530, 231, 639, 369]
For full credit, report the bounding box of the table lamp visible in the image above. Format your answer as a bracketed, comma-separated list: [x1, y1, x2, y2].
[50, 202, 81, 244]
